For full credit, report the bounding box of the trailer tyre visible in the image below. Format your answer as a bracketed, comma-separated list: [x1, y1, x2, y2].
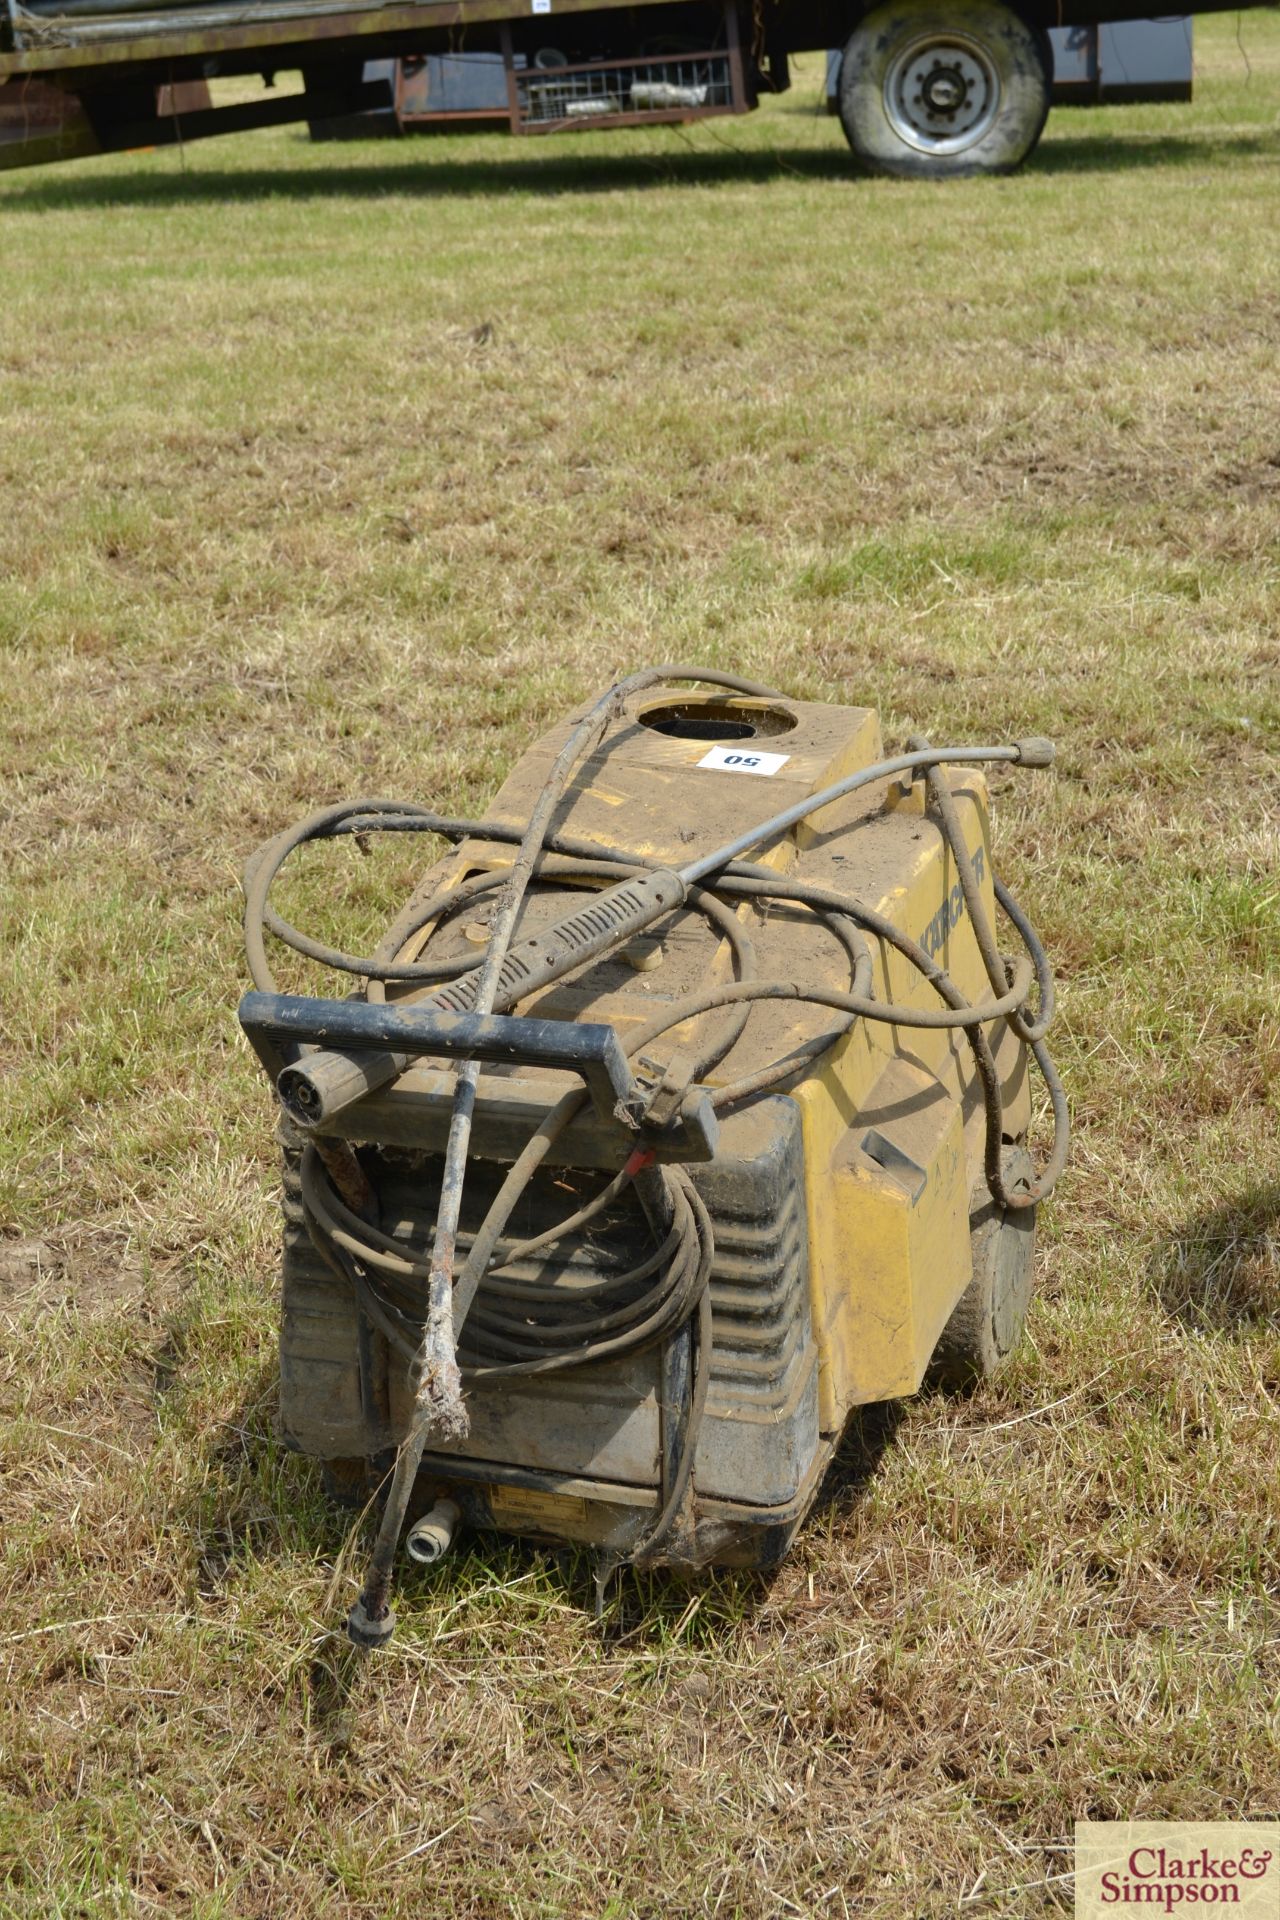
[928, 1149, 1037, 1389]
[837, 0, 1051, 179]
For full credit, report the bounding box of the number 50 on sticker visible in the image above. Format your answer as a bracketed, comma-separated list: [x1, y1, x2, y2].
[697, 745, 791, 777]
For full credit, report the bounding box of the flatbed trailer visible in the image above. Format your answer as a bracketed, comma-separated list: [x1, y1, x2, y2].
[0, 0, 1243, 176]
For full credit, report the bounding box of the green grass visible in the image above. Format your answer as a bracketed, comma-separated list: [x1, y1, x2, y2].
[2, 18, 1279, 1915]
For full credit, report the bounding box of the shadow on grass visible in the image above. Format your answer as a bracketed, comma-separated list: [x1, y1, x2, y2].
[176, 1333, 906, 1690]
[156, 1372, 910, 1748]
[178, 1358, 363, 1596]
[1148, 1181, 1280, 1331]
[4, 128, 1273, 210]
[1033, 128, 1276, 175]
[814, 1396, 907, 1509]
[594, 1399, 908, 1640]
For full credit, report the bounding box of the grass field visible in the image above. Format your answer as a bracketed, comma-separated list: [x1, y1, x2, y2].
[2, 14, 1279, 1914]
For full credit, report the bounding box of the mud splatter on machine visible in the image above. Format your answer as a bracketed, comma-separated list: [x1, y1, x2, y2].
[239, 668, 1066, 1645]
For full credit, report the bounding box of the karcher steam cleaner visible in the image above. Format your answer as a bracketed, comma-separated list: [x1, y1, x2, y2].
[238, 667, 1066, 1646]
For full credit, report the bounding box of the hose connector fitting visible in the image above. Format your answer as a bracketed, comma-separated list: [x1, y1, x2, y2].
[404, 1499, 462, 1567]
[1014, 737, 1055, 768]
[346, 1594, 396, 1650]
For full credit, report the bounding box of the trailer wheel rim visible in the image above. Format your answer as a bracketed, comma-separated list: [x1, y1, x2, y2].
[883, 31, 1001, 154]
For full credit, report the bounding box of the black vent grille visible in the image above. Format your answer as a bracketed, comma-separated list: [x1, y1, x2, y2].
[277, 1095, 814, 1466]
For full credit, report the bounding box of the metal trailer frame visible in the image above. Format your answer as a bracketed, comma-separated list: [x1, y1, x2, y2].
[1047, 16, 1193, 104]
[0, 0, 1237, 176]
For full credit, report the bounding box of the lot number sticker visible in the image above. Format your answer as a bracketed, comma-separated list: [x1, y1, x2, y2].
[697, 745, 790, 777]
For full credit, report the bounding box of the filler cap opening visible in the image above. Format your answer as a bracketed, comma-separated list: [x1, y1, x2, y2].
[638, 700, 797, 743]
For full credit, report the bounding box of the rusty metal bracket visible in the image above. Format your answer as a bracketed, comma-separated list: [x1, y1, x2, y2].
[629, 1048, 699, 1131]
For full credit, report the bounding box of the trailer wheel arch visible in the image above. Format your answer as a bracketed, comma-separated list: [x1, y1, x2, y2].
[835, 0, 1052, 178]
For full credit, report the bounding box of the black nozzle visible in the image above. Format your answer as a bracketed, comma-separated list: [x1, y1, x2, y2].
[277, 1048, 407, 1129]
[277, 1065, 321, 1121]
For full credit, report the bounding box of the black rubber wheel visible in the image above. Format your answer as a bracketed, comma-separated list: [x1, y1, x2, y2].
[929, 1149, 1037, 1388]
[837, 0, 1051, 179]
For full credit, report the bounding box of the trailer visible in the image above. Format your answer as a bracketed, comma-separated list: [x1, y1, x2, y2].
[0, 0, 1229, 177]
[310, 14, 1190, 142]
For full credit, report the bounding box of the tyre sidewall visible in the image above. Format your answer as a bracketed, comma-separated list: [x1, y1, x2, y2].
[839, 0, 1050, 179]
[927, 1147, 1037, 1389]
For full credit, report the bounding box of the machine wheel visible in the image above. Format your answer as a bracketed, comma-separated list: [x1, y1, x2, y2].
[836, 0, 1051, 179]
[929, 1149, 1036, 1388]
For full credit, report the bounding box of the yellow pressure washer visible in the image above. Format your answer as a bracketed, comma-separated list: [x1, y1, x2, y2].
[238, 668, 1066, 1646]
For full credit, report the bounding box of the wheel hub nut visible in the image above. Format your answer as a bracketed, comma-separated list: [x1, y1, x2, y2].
[922, 66, 965, 111]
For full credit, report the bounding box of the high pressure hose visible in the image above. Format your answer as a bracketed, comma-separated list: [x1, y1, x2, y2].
[241, 669, 1067, 1645]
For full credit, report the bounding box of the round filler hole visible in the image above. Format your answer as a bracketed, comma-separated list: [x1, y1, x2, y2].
[638, 700, 797, 742]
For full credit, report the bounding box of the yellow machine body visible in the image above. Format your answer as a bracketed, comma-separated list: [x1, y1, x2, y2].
[274, 686, 1033, 1567]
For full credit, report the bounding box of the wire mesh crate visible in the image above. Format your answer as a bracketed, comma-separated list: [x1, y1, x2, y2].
[500, 12, 747, 134]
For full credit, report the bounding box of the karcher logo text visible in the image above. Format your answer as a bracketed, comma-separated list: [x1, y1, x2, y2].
[921, 844, 985, 959]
